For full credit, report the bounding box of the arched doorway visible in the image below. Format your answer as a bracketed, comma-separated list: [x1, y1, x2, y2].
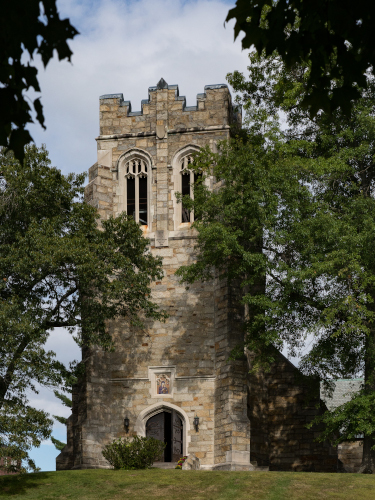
[146, 410, 183, 462]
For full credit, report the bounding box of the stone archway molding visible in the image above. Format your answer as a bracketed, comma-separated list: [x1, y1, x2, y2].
[115, 147, 154, 172]
[170, 144, 201, 231]
[115, 147, 154, 230]
[171, 143, 201, 168]
[135, 402, 191, 456]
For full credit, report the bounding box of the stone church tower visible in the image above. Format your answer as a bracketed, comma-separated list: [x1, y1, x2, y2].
[57, 79, 338, 472]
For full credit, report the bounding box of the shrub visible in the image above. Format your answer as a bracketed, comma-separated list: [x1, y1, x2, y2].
[102, 436, 166, 470]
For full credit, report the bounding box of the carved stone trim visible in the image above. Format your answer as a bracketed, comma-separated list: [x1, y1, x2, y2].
[148, 366, 176, 399]
[156, 124, 166, 139]
[155, 229, 169, 248]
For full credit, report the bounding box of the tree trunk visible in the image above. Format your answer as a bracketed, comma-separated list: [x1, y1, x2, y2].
[360, 435, 375, 473]
[360, 316, 375, 473]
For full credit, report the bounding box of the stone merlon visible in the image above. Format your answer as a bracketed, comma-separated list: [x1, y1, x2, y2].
[98, 79, 241, 124]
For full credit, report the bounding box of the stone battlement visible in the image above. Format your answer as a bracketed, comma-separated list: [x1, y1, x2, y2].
[98, 78, 241, 137]
[100, 82, 232, 114]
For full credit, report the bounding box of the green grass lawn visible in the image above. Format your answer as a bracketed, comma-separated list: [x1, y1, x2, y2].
[1, 469, 374, 500]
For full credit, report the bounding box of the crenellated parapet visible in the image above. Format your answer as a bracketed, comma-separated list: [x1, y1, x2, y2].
[98, 78, 241, 138]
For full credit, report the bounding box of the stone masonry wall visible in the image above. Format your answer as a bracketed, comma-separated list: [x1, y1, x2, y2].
[59, 237, 221, 469]
[338, 440, 363, 473]
[247, 349, 338, 472]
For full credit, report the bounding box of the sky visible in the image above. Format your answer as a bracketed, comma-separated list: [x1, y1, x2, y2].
[28, 0, 250, 177]
[26, 0, 252, 472]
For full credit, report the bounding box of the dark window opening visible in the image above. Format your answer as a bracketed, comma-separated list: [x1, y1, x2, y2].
[181, 172, 190, 222]
[139, 176, 148, 225]
[193, 172, 202, 221]
[127, 177, 135, 220]
[194, 172, 202, 184]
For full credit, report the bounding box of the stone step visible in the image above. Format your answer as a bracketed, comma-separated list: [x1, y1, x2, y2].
[152, 462, 178, 469]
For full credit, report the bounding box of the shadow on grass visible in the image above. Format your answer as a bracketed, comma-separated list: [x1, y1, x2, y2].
[265, 476, 292, 500]
[0, 472, 51, 497]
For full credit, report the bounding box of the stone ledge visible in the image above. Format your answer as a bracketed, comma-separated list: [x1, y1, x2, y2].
[96, 124, 230, 142]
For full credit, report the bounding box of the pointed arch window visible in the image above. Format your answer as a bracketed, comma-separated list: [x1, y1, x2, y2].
[125, 158, 148, 225]
[180, 154, 201, 223]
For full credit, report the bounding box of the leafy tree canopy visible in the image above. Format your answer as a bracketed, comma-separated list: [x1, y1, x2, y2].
[177, 54, 375, 471]
[0, 1, 78, 162]
[226, 0, 375, 115]
[0, 145, 165, 473]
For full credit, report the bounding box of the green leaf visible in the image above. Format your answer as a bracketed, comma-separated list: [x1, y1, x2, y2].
[51, 436, 66, 451]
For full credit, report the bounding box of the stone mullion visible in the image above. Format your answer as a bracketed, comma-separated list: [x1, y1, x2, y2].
[135, 175, 139, 223]
[190, 170, 195, 224]
[124, 176, 128, 218]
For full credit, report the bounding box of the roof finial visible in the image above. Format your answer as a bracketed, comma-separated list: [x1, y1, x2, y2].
[157, 78, 168, 89]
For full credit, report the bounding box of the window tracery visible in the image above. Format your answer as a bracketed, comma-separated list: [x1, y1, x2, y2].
[124, 158, 148, 225]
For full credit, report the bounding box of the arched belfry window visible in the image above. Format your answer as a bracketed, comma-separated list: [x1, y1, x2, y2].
[180, 154, 201, 223]
[125, 158, 148, 225]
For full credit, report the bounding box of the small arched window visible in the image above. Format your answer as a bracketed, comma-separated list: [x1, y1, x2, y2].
[125, 158, 148, 225]
[180, 154, 201, 223]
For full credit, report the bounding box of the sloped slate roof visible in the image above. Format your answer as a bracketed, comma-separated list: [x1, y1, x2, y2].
[320, 379, 363, 411]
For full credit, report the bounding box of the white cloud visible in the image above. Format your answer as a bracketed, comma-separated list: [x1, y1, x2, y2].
[39, 439, 55, 447]
[44, 327, 81, 368]
[28, 0, 250, 176]
[28, 385, 72, 426]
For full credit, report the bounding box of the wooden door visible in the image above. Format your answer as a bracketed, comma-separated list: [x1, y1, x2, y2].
[172, 411, 183, 462]
[146, 412, 165, 461]
[146, 411, 183, 462]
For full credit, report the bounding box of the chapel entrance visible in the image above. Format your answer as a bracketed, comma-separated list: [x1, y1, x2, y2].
[145, 411, 183, 462]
